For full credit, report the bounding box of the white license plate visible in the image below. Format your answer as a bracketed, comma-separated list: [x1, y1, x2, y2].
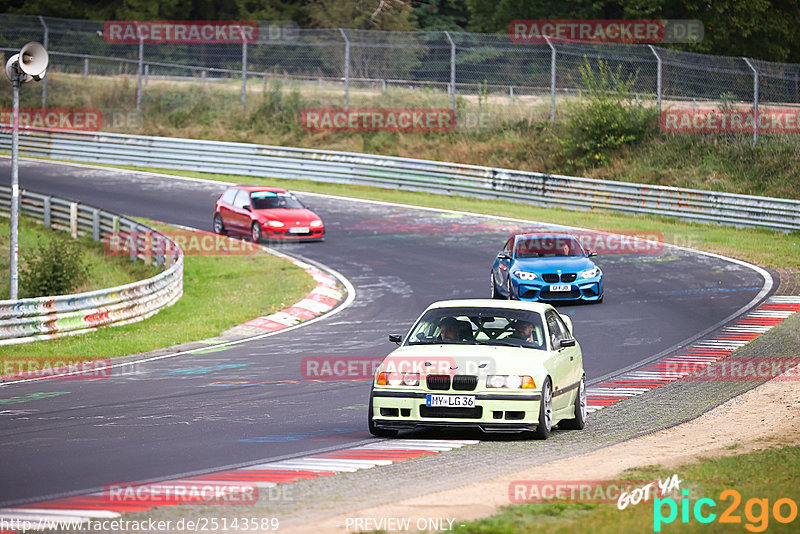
[288, 227, 309, 234]
[426, 394, 475, 408]
[550, 284, 571, 292]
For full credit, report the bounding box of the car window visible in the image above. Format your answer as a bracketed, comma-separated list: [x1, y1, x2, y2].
[515, 235, 586, 258]
[546, 310, 570, 349]
[232, 189, 251, 209]
[221, 188, 237, 205]
[251, 192, 304, 210]
[503, 238, 512, 254]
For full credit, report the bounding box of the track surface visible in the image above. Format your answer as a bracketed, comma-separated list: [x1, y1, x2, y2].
[0, 160, 767, 505]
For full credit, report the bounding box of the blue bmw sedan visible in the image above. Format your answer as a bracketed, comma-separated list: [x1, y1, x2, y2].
[491, 233, 603, 303]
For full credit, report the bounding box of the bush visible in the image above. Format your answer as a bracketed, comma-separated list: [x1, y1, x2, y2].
[561, 59, 658, 168]
[21, 237, 88, 297]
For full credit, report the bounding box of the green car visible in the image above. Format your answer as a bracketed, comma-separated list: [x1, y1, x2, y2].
[369, 299, 586, 440]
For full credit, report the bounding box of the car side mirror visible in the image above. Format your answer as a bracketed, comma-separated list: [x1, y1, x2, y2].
[588, 250, 597, 257]
[559, 338, 576, 348]
[497, 253, 510, 260]
[389, 334, 402, 345]
[244, 205, 251, 211]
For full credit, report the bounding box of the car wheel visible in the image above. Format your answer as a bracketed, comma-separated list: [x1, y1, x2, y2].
[596, 294, 604, 304]
[251, 223, 263, 244]
[368, 393, 398, 438]
[507, 277, 516, 300]
[559, 376, 586, 430]
[213, 214, 225, 234]
[490, 272, 503, 299]
[533, 378, 552, 440]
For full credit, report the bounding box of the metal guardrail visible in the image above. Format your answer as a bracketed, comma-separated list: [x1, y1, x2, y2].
[0, 184, 183, 345]
[2, 129, 799, 232]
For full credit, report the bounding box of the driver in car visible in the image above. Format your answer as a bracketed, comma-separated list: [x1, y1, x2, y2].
[509, 320, 535, 342]
[438, 317, 461, 342]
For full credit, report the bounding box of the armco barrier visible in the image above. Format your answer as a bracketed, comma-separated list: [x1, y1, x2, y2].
[0, 185, 183, 346]
[1, 129, 799, 231]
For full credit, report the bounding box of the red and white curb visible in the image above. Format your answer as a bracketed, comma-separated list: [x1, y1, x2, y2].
[586, 296, 800, 413]
[0, 440, 477, 527]
[225, 249, 345, 336]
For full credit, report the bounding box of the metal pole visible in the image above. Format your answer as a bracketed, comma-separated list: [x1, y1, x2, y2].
[83, 56, 89, 79]
[39, 16, 48, 107]
[648, 45, 662, 115]
[445, 31, 456, 111]
[545, 36, 556, 123]
[9, 77, 20, 299]
[743, 57, 758, 146]
[241, 41, 248, 112]
[136, 37, 143, 113]
[339, 28, 350, 109]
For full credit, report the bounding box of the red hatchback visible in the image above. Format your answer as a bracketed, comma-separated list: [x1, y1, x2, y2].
[213, 186, 324, 242]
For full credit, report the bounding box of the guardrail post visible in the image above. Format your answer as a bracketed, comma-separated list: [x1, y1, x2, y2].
[545, 36, 556, 123]
[112, 215, 119, 233]
[39, 16, 49, 107]
[743, 57, 759, 146]
[648, 45, 662, 115]
[92, 209, 100, 241]
[339, 28, 350, 109]
[83, 57, 89, 79]
[69, 202, 78, 239]
[445, 31, 456, 112]
[127, 223, 137, 262]
[43, 196, 51, 230]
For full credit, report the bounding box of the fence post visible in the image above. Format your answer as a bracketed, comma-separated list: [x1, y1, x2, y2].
[83, 57, 89, 79]
[92, 209, 100, 241]
[509, 86, 514, 103]
[241, 40, 248, 112]
[69, 203, 78, 239]
[339, 28, 350, 109]
[136, 35, 144, 113]
[445, 31, 456, 111]
[144, 64, 149, 86]
[545, 36, 556, 123]
[648, 45, 662, 115]
[38, 16, 48, 107]
[43, 196, 51, 230]
[743, 57, 759, 146]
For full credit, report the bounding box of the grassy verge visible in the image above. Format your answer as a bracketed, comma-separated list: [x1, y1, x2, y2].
[62, 163, 800, 270]
[454, 445, 800, 533]
[3, 72, 800, 200]
[0, 215, 159, 300]
[0, 220, 316, 361]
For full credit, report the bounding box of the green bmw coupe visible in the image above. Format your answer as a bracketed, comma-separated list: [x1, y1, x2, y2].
[369, 299, 586, 440]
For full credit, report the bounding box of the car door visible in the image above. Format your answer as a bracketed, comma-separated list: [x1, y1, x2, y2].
[217, 188, 239, 230]
[545, 310, 575, 411]
[229, 189, 253, 231]
[493, 237, 514, 296]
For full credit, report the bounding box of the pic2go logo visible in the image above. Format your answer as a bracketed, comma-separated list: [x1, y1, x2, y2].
[654, 489, 798, 532]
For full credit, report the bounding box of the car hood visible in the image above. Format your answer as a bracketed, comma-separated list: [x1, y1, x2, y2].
[381, 344, 551, 377]
[512, 256, 595, 273]
[255, 208, 319, 225]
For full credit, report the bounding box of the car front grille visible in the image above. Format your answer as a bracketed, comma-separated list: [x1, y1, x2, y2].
[420, 405, 483, 419]
[542, 273, 559, 283]
[426, 374, 451, 390]
[561, 273, 577, 282]
[542, 273, 577, 283]
[452, 375, 478, 391]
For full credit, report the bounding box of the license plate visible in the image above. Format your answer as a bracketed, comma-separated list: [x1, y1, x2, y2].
[288, 227, 309, 234]
[550, 284, 571, 292]
[426, 394, 475, 408]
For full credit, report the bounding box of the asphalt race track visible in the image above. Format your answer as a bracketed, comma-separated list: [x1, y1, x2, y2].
[0, 159, 769, 506]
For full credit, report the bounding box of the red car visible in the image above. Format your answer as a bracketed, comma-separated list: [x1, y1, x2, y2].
[213, 186, 324, 242]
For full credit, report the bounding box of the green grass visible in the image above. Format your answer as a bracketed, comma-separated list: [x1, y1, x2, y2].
[0, 215, 159, 300]
[62, 163, 800, 270]
[0, 220, 316, 361]
[454, 445, 800, 533]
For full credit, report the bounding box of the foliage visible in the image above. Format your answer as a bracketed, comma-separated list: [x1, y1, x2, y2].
[560, 59, 658, 169]
[248, 80, 304, 135]
[20, 237, 88, 297]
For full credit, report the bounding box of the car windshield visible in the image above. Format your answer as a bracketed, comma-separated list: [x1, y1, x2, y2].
[514, 235, 585, 258]
[250, 192, 304, 210]
[406, 307, 546, 350]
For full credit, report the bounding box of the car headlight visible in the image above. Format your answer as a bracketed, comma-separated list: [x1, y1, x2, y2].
[266, 220, 285, 228]
[514, 271, 538, 281]
[580, 267, 600, 279]
[486, 375, 536, 389]
[310, 220, 323, 228]
[376, 372, 419, 386]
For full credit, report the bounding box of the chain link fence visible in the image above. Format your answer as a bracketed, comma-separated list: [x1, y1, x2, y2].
[3, 14, 800, 142]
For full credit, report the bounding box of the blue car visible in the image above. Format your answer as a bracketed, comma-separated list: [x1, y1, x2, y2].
[491, 233, 603, 303]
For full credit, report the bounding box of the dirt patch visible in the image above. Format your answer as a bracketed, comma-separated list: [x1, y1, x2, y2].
[285, 372, 800, 533]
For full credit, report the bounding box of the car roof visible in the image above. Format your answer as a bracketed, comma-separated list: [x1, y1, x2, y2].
[513, 232, 579, 239]
[231, 185, 288, 193]
[424, 299, 553, 313]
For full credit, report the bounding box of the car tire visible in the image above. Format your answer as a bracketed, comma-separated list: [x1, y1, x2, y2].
[559, 376, 586, 430]
[532, 378, 553, 440]
[251, 223, 263, 244]
[368, 393, 398, 438]
[596, 294, 604, 304]
[507, 278, 516, 300]
[490, 272, 503, 299]
[213, 214, 225, 235]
